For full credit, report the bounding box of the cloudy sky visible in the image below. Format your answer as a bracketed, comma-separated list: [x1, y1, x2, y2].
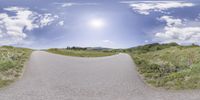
[0, 0, 200, 49]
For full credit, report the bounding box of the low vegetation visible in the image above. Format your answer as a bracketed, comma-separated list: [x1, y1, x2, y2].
[128, 43, 200, 89]
[47, 47, 116, 57]
[0, 46, 32, 87]
[2, 43, 200, 90]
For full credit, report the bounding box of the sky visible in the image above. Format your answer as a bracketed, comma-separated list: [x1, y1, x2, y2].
[0, 0, 200, 49]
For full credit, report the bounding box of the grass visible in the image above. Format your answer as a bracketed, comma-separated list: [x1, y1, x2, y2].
[0, 46, 32, 87]
[2, 44, 200, 90]
[47, 48, 116, 57]
[129, 43, 200, 89]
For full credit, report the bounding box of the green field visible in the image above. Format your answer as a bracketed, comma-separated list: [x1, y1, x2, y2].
[47, 48, 116, 57]
[129, 43, 200, 89]
[0, 46, 32, 87]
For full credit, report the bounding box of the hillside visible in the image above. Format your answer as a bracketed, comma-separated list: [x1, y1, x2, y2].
[129, 43, 200, 89]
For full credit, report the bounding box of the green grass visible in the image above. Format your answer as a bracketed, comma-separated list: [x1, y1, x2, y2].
[0, 46, 32, 87]
[130, 43, 200, 89]
[47, 48, 116, 57]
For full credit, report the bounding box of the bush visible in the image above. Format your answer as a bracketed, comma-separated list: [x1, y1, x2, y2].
[0, 46, 32, 87]
[0, 61, 15, 71]
[129, 43, 200, 89]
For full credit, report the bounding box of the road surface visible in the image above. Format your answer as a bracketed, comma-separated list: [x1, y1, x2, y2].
[0, 51, 200, 100]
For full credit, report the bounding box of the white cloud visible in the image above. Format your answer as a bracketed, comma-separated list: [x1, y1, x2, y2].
[58, 21, 64, 26]
[121, 1, 195, 15]
[144, 40, 149, 43]
[103, 40, 113, 44]
[36, 14, 58, 28]
[155, 16, 200, 45]
[54, 2, 98, 7]
[158, 16, 182, 27]
[0, 7, 58, 45]
[62, 3, 74, 7]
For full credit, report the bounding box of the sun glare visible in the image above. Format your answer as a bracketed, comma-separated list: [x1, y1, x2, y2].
[89, 18, 105, 29]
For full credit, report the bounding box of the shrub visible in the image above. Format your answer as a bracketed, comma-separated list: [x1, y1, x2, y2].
[0, 46, 32, 87]
[130, 43, 200, 89]
[0, 61, 15, 71]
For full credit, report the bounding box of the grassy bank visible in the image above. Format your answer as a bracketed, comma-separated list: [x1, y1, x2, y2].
[129, 43, 200, 89]
[47, 48, 116, 57]
[0, 46, 32, 87]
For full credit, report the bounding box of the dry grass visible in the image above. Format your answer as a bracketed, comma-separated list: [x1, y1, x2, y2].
[0, 46, 32, 87]
[130, 44, 200, 89]
[47, 48, 116, 57]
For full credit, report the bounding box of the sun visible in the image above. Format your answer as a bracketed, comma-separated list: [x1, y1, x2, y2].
[89, 18, 105, 29]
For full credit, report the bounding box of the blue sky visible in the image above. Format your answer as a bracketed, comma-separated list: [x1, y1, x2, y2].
[0, 0, 200, 49]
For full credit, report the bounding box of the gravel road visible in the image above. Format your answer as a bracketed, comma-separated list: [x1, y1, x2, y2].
[0, 51, 200, 100]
